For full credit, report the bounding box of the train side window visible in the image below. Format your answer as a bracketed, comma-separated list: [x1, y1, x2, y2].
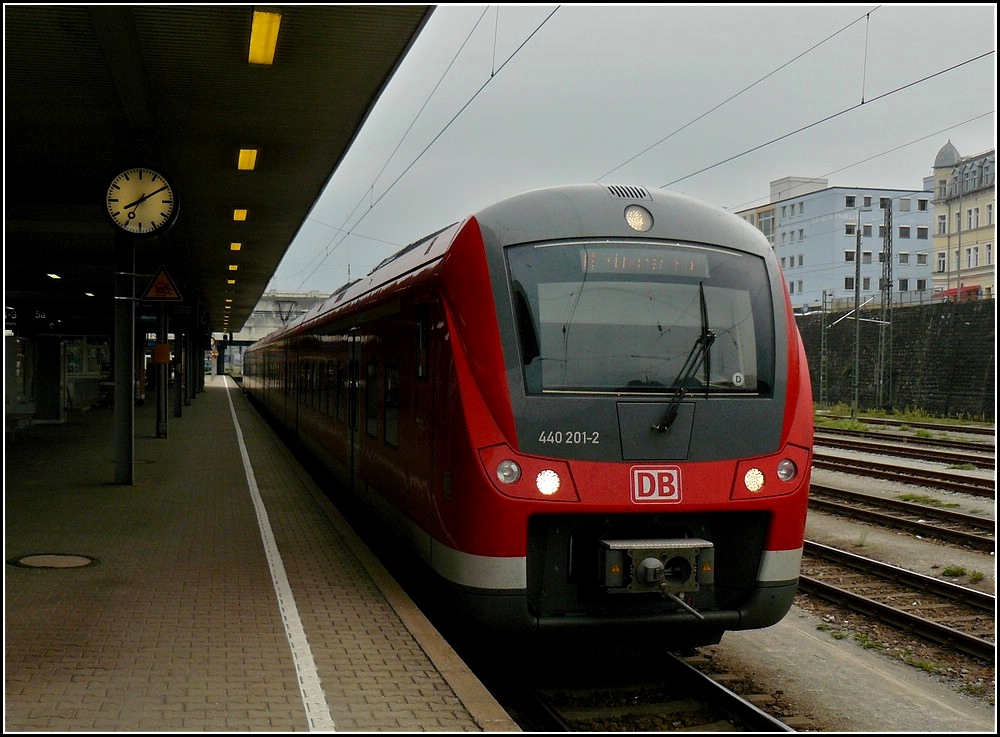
[385, 362, 399, 447]
[366, 362, 378, 437]
[416, 305, 429, 380]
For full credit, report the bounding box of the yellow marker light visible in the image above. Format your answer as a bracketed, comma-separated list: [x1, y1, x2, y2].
[248, 11, 281, 66]
[744, 468, 765, 493]
[229, 264, 239, 271]
[47, 273, 61, 279]
[227, 279, 236, 285]
[233, 209, 248, 221]
[230, 242, 242, 251]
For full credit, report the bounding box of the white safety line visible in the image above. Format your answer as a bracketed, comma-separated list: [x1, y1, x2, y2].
[224, 378, 336, 732]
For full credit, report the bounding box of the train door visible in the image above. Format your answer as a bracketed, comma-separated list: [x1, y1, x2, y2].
[347, 328, 361, 493]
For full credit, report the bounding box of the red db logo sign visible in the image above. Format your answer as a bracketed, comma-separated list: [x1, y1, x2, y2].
[631, 466, 682, 503]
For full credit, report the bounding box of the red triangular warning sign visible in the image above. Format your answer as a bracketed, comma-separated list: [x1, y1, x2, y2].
[143, 266, 183, 301]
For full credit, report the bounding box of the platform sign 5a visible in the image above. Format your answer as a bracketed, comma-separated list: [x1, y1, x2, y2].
[143, 266, 183, 301]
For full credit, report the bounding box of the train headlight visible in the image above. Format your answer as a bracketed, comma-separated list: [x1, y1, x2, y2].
[535, 469, 561, 496]
[624, 204, 653, 232]
[496, 460, 522, 484]
[743, 467, 765, 493]
[776, 459, 797, 482]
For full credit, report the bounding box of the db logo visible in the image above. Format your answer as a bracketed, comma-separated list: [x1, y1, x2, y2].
[630, 466, 682, 503]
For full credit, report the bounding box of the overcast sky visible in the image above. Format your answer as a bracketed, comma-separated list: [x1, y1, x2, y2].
[269, 3, 997, 294]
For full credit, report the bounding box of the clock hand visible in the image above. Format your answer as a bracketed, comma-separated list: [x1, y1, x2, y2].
[122, 185, 169, 210]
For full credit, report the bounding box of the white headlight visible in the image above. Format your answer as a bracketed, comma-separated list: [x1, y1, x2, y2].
[535, 469, 561, 495]
[496, 460, 521, 484]
[744, 468, 765, 493]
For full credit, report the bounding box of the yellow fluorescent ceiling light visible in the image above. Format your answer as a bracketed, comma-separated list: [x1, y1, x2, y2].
[227, 279, 236, 285]
[229, 264, 239, 271]
[233, 209, 247, 221]
[249, 10, 281, 65]
[237, 149, 257, 170]
[230, 242, 242, 251]
[47, 273, 61, 279]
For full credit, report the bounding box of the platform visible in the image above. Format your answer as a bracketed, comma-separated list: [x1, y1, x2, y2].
[4, 374, 518, 732]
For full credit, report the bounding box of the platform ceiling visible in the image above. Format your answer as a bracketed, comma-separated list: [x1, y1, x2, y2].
[4, 4, 433, 338]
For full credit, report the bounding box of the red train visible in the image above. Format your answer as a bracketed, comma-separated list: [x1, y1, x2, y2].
[243, 183, 813, 652]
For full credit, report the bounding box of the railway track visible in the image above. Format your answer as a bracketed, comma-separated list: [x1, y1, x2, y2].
[798, 540, 995, 662]
[497, 651, 799, 732]
[808, 483, 995, 552]
[816, 415, 995, 438]
[812, 453, 995, 497]
[814, 431, 995, 471]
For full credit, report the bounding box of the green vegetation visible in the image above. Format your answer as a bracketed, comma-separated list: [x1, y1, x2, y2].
[941, 566, 967, 578]
[897, 493, 960, 509]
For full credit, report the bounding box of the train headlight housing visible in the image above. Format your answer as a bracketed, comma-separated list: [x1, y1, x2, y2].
[731, 444, 811, 500]
[535, 469, 561, 495]
[479, 445, 579, 501]
[777, 459, 797, 482]
[496, 459, 522, 484]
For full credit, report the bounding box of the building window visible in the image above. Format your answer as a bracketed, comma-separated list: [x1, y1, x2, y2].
[798, 202, 803, 215]
[845, 223, 856, 236]
[862, 251, 872, 264]
[955, 212, 961, 232]
[900, 198, 911, 212]
[987, 243, 993, 265]
[789, 281, 795, 294]
[845, 195, 856, 208]
[899, 226, 911, 239]
[844, 276, 855, 291]
[864, 196, 872, 208]
[780, 257, 786, 268]
[797, 280, 803, 294]
[844, 250, 855, 262]
[863, 224, 872, 237]
[898, 252, 909, 265]
[937, 215, 947, 235]
[781, 205, 786, 218]
[917, 226, 928, 240]
[917, 253, 928, 266]
[862, 277, 871, 291]
[937, 179, 947, 199]
[917, 279, 927, 291]
[797, 254, 803, 267]
[798, 229, 804, 241]
[879, 197, 890, 209]
[878, 225, 886, 238]
[918, 198, 928, 211]
[967, 246, 979, 269]
[988, 204, 993, 225]
[899, 278, 909, 292]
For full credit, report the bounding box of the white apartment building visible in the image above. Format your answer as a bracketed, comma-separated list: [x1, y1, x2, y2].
[738, 177, 934, 311]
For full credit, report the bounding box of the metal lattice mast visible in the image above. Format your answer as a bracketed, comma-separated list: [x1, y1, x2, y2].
[876, 204, 893, 408]
[820, 290, 829, 407]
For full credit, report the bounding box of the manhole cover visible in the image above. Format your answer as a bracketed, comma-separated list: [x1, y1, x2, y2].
[8, 554, 97, 569]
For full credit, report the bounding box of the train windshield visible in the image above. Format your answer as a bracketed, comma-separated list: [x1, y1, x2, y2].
[506, 241, 775, 396]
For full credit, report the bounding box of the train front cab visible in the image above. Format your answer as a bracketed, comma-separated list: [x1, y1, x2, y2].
[437, 188, 813, 651]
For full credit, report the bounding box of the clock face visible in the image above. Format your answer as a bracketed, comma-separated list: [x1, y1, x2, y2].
[106, 167, 177, 235]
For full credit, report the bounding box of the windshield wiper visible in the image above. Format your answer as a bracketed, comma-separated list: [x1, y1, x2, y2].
[652, 282, 715, 433]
